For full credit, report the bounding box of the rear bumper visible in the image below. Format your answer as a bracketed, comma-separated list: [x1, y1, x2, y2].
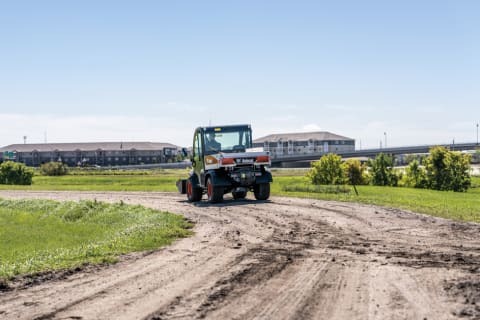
[228, 170, 272, 186]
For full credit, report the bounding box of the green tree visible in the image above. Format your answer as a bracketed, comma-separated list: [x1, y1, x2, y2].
[404, 159, 427, 188]
[0, 161, 34, 185]
[445, 151, 471, 192]
[368, 153, 398, 186]
[423, 146, 471, 192]
[307, 153, 345, 185]
[344, 159, 368, 185]
[424, 146, 449, 190]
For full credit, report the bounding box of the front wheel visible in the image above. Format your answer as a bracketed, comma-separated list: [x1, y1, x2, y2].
[207, 178, 224, 203]
[254, 183, 270, 200]
[187, 178, 202, 202]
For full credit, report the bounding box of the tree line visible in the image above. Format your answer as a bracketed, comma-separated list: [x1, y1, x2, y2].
[307, 146, 472, 192]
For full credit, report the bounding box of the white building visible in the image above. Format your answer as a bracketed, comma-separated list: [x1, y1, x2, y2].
[253, 131, 355, 158]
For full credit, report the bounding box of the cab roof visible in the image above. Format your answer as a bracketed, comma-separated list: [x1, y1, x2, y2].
[196, 124, 251, 132]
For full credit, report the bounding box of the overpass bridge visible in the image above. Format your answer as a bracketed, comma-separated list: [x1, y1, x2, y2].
[271, 142, 479, 167]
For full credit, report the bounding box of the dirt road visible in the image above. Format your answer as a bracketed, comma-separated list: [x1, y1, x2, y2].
[1, 191, 480, 320]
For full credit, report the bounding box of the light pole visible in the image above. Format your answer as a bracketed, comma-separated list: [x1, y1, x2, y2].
[477, 123, 479, 145]
[384, 132, 387, 148]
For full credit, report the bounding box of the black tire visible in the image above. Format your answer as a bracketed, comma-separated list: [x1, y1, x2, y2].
[232, 191, 247, 200]
[187, 178, 202, 202]
[254, 183, 270, 200]
[207, 178, 223, 203]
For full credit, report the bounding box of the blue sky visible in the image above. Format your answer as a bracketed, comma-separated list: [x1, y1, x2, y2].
[0, 0, 478, 148]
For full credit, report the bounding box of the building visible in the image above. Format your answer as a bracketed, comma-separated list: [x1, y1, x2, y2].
[253, 131, 355, 158]
[0, 142, 180, 167]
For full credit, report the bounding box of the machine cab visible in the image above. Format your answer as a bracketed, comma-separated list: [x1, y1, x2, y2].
[191, 124, 253, 173]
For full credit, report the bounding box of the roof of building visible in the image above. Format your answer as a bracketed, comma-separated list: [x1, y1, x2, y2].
[0, 142, 180, 153]
[253, 131, 354, 143]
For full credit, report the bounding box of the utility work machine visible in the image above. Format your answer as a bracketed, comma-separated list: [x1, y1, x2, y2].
[177, 124, 273, 203]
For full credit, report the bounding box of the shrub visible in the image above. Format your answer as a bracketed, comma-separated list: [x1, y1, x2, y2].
[0, 161, 34, 185]
[40, 162, 68, 176]
[368, 153, 399, 186]
[444, 150, 471, 192]
[344, 159, 368, 185]
[307, 153, 345, 185]
[424, 146, 449, 190]
[424, 146, 471, 192]
[403, 159, 427, 188]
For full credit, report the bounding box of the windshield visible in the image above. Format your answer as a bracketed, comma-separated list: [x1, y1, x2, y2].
[204, 127, 252, 155]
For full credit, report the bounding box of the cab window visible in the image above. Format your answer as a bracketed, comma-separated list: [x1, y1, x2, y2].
[194, 131, 202, 158]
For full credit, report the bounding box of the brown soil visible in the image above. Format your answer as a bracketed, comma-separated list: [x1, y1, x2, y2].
[1, 190, 480, 319]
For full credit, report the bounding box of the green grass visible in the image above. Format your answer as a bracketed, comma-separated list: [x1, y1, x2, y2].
[0, 169, 186, 192]
[0, 198, 192, 279]
[272, 175, 480, 222]
[65, 168, 171, 176]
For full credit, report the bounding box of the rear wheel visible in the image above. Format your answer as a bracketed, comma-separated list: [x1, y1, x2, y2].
[207, 178, 224, 203]
[232, 190, 247, 200]
[187, 178, 202, 202]
[254, 183, 270, 200]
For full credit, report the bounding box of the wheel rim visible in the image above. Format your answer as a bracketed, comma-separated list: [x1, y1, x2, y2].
[207, 180, 213, 200]
[187, 180, 192, 198]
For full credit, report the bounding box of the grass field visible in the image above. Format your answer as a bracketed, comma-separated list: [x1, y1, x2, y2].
[0, 169, 183, 192]
[0, 198, 192, 279]
[0, 168, 479, 222]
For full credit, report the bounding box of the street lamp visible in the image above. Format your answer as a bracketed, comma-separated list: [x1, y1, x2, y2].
[477, 123, 479, 145]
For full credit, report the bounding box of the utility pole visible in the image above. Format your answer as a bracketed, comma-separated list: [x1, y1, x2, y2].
[23, 136, 27, 144]
[384, 132, 387, 148]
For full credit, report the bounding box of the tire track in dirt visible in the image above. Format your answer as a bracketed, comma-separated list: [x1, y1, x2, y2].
[0, 191, 480, 319]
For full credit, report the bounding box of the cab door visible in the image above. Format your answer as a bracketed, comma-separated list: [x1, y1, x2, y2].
[191, 129, 205, 184]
